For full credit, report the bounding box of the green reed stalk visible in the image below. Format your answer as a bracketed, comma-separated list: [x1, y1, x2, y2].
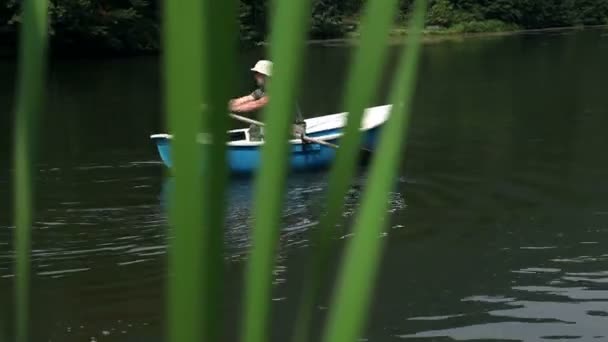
[322, 1, 427, 341]
[164, 0, 205, 341]
[199, 0, 237, 340]
[13, 0, 49, 341]
[241, 0, 311, 341]
[292, 0, 403, 339]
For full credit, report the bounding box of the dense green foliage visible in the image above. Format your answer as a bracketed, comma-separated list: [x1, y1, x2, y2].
[2, 0, 160, 53]
[1, 0, 608, 54]
[424, 0, 608, 31]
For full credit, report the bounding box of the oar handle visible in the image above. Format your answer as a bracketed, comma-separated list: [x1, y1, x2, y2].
[300, 135, 339, 149]
[301, 134, 372, 153]
[229, 112, 372, 153]
[230, 113, 265, 127]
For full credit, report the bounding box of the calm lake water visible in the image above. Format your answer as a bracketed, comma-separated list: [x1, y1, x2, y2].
[2, 28, 608, 341]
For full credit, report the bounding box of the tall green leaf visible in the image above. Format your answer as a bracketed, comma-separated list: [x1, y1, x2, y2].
[322, 1, 427, 342]
[163, 0, 204, 341]
[200, 0, 237, 340]
[292, 0, 402, 338]
[12, 0, 49, 341]
[241, 0, 311, 341]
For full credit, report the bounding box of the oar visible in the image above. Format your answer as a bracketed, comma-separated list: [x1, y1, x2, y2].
[229, 113, 372, 153]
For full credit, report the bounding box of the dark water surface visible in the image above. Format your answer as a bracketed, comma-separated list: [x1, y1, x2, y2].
[2, 28, 608, 341]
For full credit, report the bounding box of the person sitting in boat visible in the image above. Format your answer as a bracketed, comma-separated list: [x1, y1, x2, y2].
[228, 60, 271, 141]
[229, 60, 271, 115]
[228, 60, 306, 141]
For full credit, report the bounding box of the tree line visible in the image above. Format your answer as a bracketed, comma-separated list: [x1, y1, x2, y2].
[1, 0, 607, 55]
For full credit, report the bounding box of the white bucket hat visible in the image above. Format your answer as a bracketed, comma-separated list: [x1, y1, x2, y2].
[251, 60, 272, 77]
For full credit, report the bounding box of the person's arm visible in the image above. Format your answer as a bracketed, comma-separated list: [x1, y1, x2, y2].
[229, 95, 255, 109]
[231, 95, 269, 113]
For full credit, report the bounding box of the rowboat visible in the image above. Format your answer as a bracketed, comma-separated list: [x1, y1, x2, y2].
[150, 104, 391, 175]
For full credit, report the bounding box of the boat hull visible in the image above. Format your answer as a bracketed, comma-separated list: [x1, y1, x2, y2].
[152, 127, 380, 175]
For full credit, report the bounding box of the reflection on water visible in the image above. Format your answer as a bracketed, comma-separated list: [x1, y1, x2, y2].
[0, 163, 407, 278]
[0, 160, 409, 341]
[2, 28, 608, 341]
[397, 235, 608, 341]
[0, 163, 166, 280]
[401, 279, 608, 341]
[160, 170, 407, 258]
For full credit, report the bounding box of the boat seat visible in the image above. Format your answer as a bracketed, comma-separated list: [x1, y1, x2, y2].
[228, 130, 247, 142]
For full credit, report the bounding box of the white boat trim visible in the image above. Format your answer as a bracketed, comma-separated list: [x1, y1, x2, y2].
[150, 104, 391, 147]
[150, 133, 172, 139]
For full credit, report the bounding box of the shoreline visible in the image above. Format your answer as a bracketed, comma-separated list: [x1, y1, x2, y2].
[1, 24, 606, 59]
[305, 24, 608, 46]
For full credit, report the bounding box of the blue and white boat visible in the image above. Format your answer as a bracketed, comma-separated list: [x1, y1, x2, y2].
[150, 104, 391, 175]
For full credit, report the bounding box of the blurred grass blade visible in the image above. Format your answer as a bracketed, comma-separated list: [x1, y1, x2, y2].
[199, 0, 237, 340]
[322, 1, 427, 342]
[291, 0, 402, 338]
[164, 0, 204, 340]
[241, 0, 310, 341]
[13, 0, 49, 341]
